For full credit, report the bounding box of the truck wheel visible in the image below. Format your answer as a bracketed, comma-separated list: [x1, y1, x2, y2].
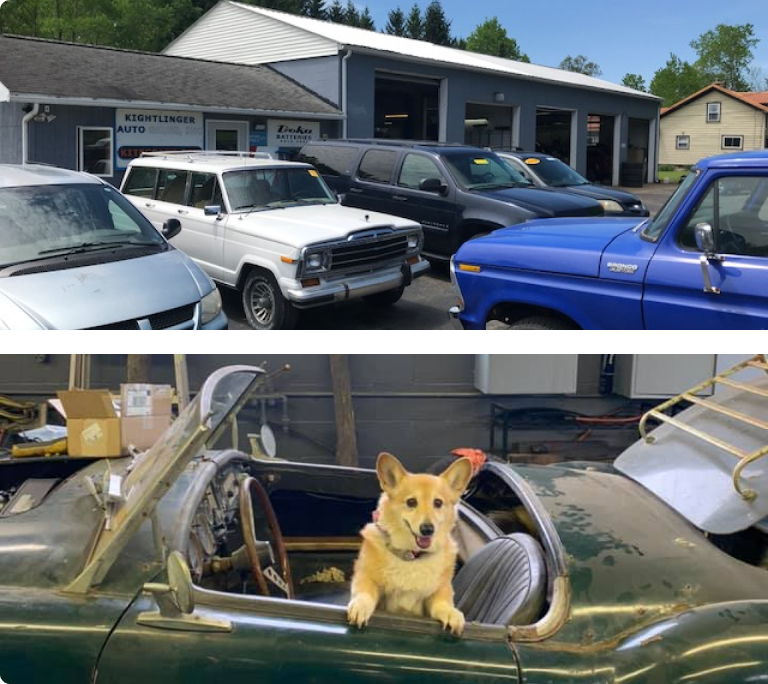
[509, 315, 578, 330]
[363, 285, 404, 307]
[242, 270, 298, 330]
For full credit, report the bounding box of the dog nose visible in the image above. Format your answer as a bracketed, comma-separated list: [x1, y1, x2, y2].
[419, 523, 434, 537]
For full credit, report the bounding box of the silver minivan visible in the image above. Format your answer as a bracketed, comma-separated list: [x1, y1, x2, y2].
[0, 164, 226, 329]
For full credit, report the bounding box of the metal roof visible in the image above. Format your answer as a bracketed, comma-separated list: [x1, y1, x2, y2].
[218, 1, 658, 100]
[0, 34, 343, 118]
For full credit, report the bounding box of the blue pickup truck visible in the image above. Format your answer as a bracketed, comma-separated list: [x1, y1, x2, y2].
[449, 150, 768, 329]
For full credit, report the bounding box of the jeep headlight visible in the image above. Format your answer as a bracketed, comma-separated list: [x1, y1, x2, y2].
[200, 287, 222, 325]
[302, 247, 332, 275]
[598, 199, 624, 214]
[407, 231, 422, 253]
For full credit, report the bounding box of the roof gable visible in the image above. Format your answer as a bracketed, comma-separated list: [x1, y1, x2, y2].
[661, 83, 768, 117]
[166, 0, 658, 100]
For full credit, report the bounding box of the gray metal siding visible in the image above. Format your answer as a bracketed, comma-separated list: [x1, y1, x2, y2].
[0, 102, 24, 164]
[271, 55, 341, 107]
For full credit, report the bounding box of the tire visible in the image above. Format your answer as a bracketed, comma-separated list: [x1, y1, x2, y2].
[509, 315, 578, 330]
[241, 270, 298, 330]
[363, 285, 404, 307]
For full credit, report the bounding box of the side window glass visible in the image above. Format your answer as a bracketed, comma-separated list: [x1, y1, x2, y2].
[357, 150, 397, 184]
[122, 167, 157, 199]
[300, 146, 357, 177]
[158, 169, 188, 205]
[679, 176, 768, 256]
[397, 154, 445, 189]
[189, 172, 218, 209]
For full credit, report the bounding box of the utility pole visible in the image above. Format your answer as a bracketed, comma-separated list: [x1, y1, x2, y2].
[329, 354, 358, 467]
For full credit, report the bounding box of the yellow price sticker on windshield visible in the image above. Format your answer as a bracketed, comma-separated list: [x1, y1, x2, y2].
[472, 158, 489, 165]
[524, 158, 541, 165]
[308, 169, 319, 177]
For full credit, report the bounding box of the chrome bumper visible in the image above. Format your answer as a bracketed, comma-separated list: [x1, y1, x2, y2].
[285, 258, 430, 309]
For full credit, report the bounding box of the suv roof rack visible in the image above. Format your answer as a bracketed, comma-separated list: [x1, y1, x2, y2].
[139, 150, 275, 161]
[339, 139, 473, 149]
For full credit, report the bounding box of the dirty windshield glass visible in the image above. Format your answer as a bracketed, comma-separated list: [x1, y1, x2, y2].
[0, 184, 165, 269]
[223, 167, 336, 211]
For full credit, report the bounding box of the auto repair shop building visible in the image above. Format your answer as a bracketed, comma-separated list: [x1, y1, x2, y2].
[0, 34, 343, 184]
[164, 1, 662, 186]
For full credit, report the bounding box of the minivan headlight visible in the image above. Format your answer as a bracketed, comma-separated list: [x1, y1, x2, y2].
[200, 287, 223, 325]
[302, 248, 332, 275]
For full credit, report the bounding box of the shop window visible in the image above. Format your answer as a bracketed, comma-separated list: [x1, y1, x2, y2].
[706, 102, 721, 123]
[78, 127, 113, 176]
[676, 135, 690, 150]
[722, 135, 743, 150]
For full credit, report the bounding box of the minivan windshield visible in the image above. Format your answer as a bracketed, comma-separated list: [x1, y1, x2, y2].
[223, 167, 337, 211]
[442, 152, 532, 191]
[0, 183, 165, 269]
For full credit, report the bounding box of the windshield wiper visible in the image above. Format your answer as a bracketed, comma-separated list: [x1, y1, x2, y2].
[38, 241, 159, 257]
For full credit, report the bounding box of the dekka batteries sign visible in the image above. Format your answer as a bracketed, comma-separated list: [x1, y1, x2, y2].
[267, 120, 319, 147]
[115, 109, 204, 169]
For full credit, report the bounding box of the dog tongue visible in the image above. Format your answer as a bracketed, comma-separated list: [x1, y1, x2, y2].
[416, 536, 432, 549]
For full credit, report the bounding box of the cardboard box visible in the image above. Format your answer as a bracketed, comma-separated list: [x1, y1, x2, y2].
[55, 390, 122, 458]
[119, 384, 173, 452]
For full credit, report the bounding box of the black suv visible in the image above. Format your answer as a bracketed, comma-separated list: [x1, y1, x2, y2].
[298, 140, 604, 260]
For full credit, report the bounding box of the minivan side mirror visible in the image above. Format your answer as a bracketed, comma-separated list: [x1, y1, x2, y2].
[419, 177, 447, 195]
[162, 218, 182, 240]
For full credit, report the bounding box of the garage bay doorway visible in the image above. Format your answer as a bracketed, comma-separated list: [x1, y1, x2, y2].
[464, 103, 516, 149]
[374, 75, 440, 140]
[535, 108, 574, 164]
[586, 114, 615, 184]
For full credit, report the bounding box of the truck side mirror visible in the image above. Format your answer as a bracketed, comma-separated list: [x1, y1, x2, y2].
[694, 222, 716, 256]
[419, 177, 447, 195]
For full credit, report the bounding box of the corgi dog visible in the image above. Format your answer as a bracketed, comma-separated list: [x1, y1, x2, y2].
[347, 452, 473, 635]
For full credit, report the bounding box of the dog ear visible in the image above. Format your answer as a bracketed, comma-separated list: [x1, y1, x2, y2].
[439, 456, 473, 499]
[376, 452, 408, 493]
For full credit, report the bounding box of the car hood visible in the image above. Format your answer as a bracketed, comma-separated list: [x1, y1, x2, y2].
[558, 183, 646, 207]
[0, 250, 211, 330]
[455, 217, 642, 277]
[477, 186, 604, 217]
[229, 203, 418, 248]
[65, 365, 269, 593]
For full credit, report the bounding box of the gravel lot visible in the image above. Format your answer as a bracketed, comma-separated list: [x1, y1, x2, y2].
[224, 184, 678, 331]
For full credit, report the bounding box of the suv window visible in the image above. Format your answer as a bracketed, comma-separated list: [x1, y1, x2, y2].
[397, 154, 446, 189]
[189, 172, 221, 209]
[358, 150, 398, 184]
[299, 145, 357, 177]
[442, 152, 524, 190]
[158, 169, 189, 204]
[122, 167, 158, 199]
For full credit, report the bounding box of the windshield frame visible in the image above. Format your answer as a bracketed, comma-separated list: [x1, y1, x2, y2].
[640, 170, 700, 242]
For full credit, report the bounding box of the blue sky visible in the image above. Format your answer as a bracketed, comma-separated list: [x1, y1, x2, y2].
[364, 0, 768, 89]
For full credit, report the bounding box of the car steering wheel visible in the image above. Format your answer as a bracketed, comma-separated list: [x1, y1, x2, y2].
[239, 476, 294, 599]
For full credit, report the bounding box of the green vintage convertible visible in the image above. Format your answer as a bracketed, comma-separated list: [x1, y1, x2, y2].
[2, 361, 768, 684]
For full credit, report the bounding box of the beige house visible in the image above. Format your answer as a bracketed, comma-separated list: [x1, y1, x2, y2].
[660, 83, 768, 165]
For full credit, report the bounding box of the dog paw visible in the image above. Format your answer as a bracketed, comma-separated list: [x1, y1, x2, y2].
[347, 594, 376, 628]
[431, 604, 465, 636]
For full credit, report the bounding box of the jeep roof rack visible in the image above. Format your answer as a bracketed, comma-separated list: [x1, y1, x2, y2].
[139, 150, 275, 161]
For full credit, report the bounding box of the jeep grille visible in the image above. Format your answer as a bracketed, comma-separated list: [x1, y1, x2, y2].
[328, 230, 409, 274]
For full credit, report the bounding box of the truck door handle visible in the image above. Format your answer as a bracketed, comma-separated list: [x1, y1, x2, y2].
[393, 195, 408, 201]
[348, 188, 362, 194]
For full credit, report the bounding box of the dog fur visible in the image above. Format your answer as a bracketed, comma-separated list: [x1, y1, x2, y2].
[347, 452, 473, 635]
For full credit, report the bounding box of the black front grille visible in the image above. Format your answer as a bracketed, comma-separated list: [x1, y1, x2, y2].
[329, 232, 409, 274]
[87, 303, 195, 330]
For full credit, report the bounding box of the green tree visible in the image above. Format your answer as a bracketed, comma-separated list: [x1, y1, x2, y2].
[690, 23, 759, 91]
[404, 3, 422, 40]
[465, 17, 529, 61]
[358, 6, 375, 30]
[650, 53, 710, 106]
[343, 0, 359, 26]
[385, 7, 406, 36]
[559, 54, 602, 77]
[621, 73, 647, 91]
[304, 0, 327, 19]
[423, 0, 451, 45]
[327, 0, 344, 22]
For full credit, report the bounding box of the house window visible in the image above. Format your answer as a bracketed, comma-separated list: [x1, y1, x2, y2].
[78, 127, 113, 176]
[706, 102, 721, 123]
[722, 135, 743, 150]
[676, 135, 690, 150]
